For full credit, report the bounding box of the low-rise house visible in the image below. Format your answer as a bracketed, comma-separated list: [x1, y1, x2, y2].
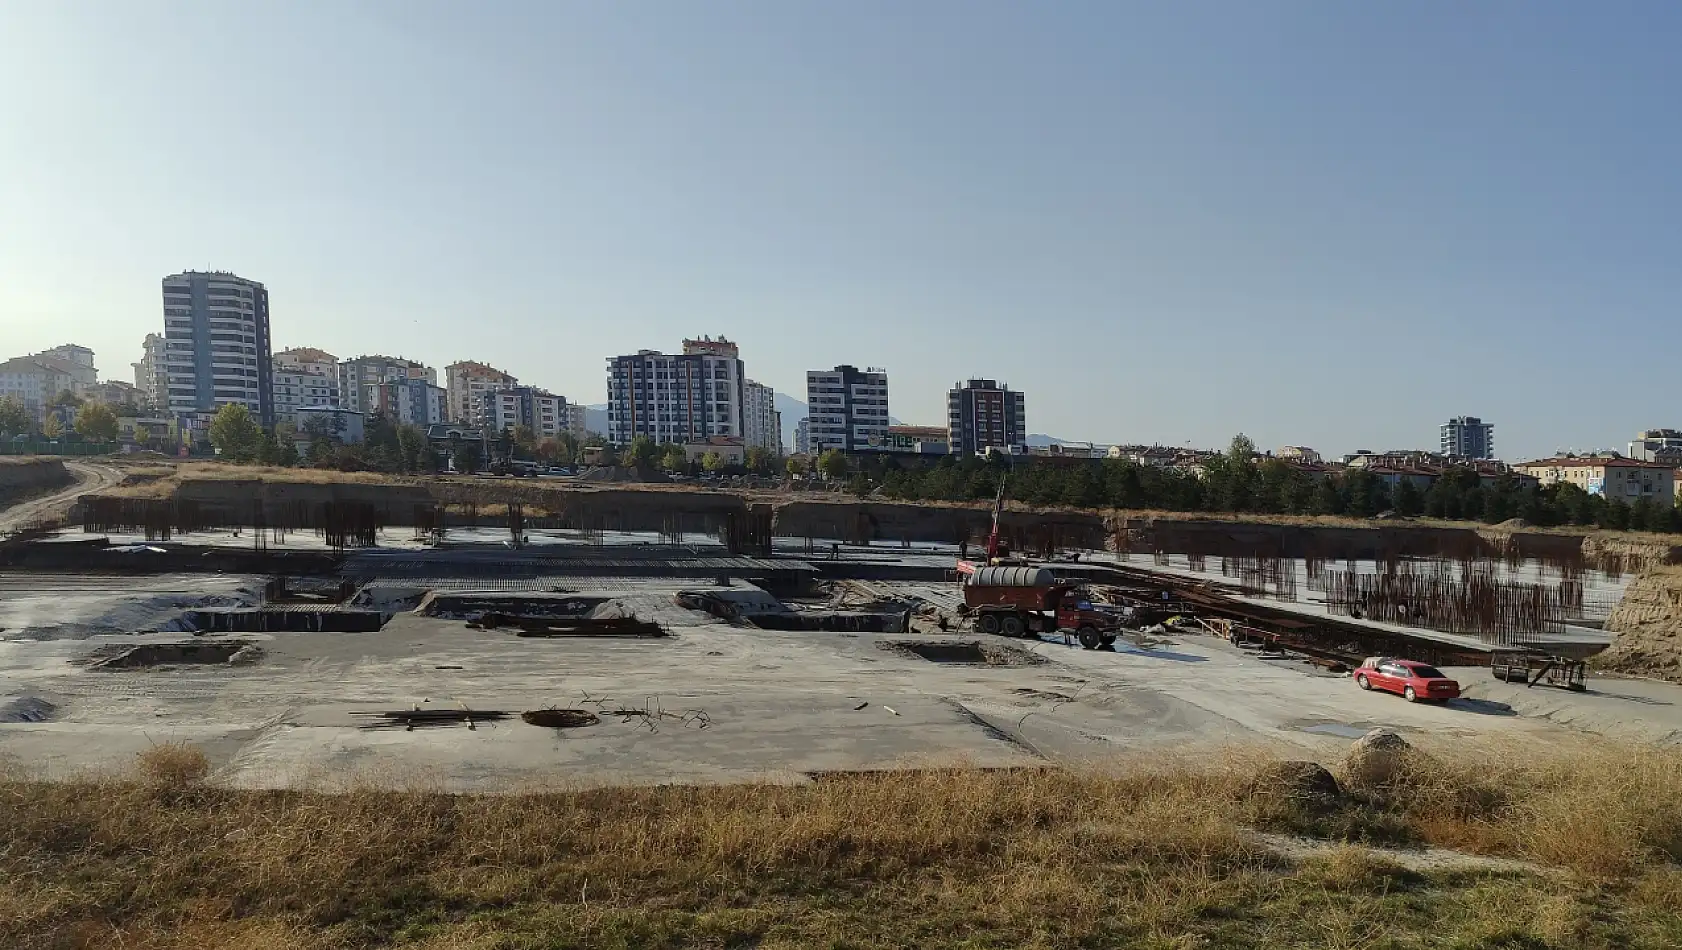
[684, 436, 746, 466]
[1516, 455, 1675, 507]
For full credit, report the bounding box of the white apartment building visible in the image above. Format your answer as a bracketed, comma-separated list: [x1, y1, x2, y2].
[446, 360, 518, 427]
[605, 337, 745, 445]
[161, 271, 273, 424]
[480, 386, 567, 439]
[0, 356, 79, 424]
[743, 380, 781, 454]
[805, 365, 889, 453]
[133, 333, 167, 406]
[33, 345, 97, 388]
[271, 349, 342, 427]
[338, 355, 434, 415]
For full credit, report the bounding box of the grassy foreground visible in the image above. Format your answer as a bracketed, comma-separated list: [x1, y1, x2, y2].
[5, 743, 1682, 949]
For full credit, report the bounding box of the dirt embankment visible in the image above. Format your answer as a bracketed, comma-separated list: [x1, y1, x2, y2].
[0, 458, 72, 508]
[1602, 565, 1682, 682]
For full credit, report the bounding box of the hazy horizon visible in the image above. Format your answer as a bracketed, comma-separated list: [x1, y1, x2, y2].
[4, 2, 1679, 461]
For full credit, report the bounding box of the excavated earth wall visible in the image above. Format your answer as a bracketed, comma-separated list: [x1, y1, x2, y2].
[0, 458, 72, 507]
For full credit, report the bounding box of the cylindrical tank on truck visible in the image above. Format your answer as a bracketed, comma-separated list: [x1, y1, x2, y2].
[962, 565, 1121, 649]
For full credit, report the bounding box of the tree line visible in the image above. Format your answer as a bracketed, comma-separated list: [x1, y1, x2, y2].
[871, 435, 1682, 533]
[0, 392, 121, 443]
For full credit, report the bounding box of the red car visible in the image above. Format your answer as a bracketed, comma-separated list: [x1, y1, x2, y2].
[1353, 657, 1461, 702]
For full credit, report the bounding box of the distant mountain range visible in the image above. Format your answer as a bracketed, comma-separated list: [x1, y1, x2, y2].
[1026, 433, 1075, 448]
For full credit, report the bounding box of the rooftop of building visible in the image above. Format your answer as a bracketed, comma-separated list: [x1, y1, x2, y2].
[0, 354, 82, 376]
[163, 270, 264, 286]
[887, 425, 948, 438]
[1518, 455, 1678, 470]
[276, 347, 338, 363]
[344, 355, 428, 368]
[446, 360, 517, 378]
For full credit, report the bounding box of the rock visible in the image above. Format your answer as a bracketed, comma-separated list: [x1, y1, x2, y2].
[1343, 728, 1413, 790]
[226, 645, 264, 666]
[1250, 760, 1343, 813]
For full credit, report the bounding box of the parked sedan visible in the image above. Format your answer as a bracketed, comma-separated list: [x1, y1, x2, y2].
[1353, 657, 1461, 702]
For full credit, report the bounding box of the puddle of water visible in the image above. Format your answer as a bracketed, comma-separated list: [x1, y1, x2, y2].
[1299, 723, 1371, 739]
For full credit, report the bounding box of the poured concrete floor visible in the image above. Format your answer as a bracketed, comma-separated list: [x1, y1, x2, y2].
[3, 574, 1682, 789]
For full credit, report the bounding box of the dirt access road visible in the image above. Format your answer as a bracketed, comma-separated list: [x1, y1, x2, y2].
[0, 460, 123, 535]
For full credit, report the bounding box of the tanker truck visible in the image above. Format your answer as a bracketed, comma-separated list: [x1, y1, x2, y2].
[962, 565, 1124, 650]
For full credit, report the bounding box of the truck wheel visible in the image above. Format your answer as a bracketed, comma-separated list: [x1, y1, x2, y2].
[1078, 625, 1102, 650]
[978, 613, 1001, 635]
[1101, 635, 1116, 650]
[1001, 614, 1026, 638]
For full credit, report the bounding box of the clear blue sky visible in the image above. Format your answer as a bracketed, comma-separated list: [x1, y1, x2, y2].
[3, 1, 1678, 460]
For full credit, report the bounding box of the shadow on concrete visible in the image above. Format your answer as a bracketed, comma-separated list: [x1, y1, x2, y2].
[1587, 689, 1674, 707]
[1111, 642, 1208, 663]
[1446, 698, 1517, 717]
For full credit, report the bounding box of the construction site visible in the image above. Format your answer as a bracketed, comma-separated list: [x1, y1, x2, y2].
[5, 460, 1682, 789]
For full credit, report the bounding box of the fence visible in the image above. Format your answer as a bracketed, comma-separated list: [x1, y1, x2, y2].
[0, 441, 118, 457]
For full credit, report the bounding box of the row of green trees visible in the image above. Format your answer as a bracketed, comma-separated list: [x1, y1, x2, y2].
[204, 404, 455, 473]
[871, 435, 1682, 533]
[0, 393, 120, 443]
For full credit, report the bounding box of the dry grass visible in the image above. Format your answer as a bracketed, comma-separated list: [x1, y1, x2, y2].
[3, 743, 1682, 948]
[134, 742, 211, 788]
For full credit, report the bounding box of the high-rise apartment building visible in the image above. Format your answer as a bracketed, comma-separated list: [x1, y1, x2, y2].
[446, 361, 518, 427]
[133, 333, 167, 407]
[947, 379, 1026, 455]
[605, 336, 745, 445]
[337, 355, 434, 415]
[794, 417, 810, 456]
[480, 386, 567, 440]
[160, 271, 273, 425]
[805, 366, 889, 453]
[1440, 416, 1495, 460]
[743, 380, 781, 454]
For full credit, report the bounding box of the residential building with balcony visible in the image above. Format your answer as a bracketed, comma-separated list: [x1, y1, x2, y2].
[0, 356, 80, 424]
[805, 365, 889, 453]
[743, 380, 781, 454]
[271, 348, 341, 427]
[337, 355, 434, 415]
[564, 402, 589, 437]
[133, 333, 167, 407]
[160, 271, 273, 425]
[1441, 416, 1495, 460]
[368, 377, 450, 427]
[605, 337, 745, 445]
[947, 379, 1026, 455]
[480, 386, 567, 440]
[446, 360, 518, 427]
[1516, 455, 1676, 507]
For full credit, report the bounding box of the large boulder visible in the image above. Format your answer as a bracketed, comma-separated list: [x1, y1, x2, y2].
[1249, 760, 1343, 814]
[1343, 728, 1413, 790]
